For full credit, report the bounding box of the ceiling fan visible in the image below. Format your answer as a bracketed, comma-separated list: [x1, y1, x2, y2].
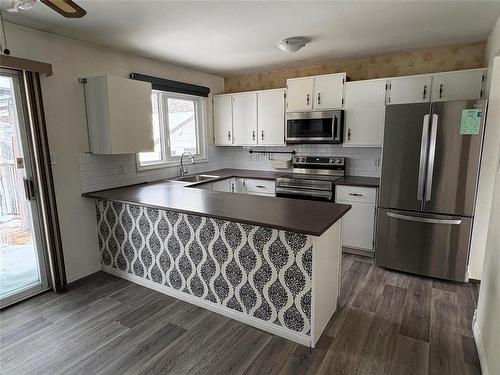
[1, 0, 86, 18]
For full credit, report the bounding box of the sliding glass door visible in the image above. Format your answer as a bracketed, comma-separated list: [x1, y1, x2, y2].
[0, 69, 49, 308]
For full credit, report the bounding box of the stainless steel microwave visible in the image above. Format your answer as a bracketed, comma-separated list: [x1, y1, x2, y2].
[285, 110, 344, 144]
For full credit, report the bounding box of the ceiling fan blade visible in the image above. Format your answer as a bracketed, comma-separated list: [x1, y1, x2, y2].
[40, 0, 86, 18]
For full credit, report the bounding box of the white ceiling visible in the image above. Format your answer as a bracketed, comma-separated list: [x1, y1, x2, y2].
[3, 1, 500, 77]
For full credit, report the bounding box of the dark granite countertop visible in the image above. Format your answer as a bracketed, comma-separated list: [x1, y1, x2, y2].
[84, 169, 351, 236]
[335, 176, 380, 188]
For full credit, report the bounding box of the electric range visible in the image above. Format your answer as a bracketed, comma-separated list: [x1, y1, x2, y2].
[276, 156, 345, 201]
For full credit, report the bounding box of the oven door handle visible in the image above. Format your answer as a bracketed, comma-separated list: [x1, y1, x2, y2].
[276, 187, 332, 198]
[277, 183, 331, 191]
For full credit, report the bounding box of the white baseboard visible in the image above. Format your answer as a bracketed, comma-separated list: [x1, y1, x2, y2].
[472, 310, 489, 375]
[102, 265, 312, 347]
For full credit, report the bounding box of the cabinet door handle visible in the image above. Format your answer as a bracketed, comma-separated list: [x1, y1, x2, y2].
[252, 130, 255, 141]
[347, 128, 351, 141]
[306, 94, 310, 106]
[349, 193, 363, 197]
[422, 85, 427, 100]
[317, 92, 321, 105]
[261, 130, 264, 140]
[439, 84, 443, 99]
[256, 185, 266, 189]
[227, 130, 231, 141]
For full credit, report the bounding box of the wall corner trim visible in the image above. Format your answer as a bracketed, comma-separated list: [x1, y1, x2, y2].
[472, 310, 489, 375]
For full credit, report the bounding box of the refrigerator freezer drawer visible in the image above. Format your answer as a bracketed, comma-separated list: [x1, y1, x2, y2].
[376, 208, 472, 282]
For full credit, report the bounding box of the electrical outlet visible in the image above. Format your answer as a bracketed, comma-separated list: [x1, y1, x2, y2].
[117, 163, 125, 174]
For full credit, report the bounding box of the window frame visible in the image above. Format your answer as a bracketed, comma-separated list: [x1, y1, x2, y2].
[137, 90, 207, 171]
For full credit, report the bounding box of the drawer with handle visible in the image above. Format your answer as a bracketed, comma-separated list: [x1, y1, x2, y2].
[335, 185, 377, 204]
[245, 178, 276, 195]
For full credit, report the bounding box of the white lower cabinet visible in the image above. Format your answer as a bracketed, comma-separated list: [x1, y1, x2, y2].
[335, 185, 377, 254]
[245, 178, 276, 196]
[200, 178, 275, 196]
[210, 178, 232, 192]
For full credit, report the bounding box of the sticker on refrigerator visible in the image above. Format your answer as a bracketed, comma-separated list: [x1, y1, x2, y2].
[460, 109, 482, 135]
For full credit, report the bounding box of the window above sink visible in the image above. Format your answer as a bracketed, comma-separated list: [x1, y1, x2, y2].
[137, 90, 207, 171]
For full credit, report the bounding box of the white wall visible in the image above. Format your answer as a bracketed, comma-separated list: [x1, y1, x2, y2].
[484, 15, 500, 95]
[469, 16, 500, 279]
[474, 157, 500, 375]
[6, 23, 224, 282]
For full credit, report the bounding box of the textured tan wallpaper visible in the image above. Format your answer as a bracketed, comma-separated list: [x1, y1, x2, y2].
[224, 42, 486, 93]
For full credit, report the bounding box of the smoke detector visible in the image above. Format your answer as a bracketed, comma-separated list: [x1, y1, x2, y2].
[277, 37, 308, 53]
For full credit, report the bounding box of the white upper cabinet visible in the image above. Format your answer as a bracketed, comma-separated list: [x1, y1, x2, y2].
[84, 75, 153, 154]
[213, 95, 233, 146]
[386, 75, 432, 105]
[344, 79, 386, 147]
[286, 73, 346, 112]
[213, 89, 284, 146]
[232, 92, 257, 145]
[431, 69, 486, 102]
[386, 69, 486, 105]
[286, 77, 314, 111]
[257, 89, 285, 146]
[313, 74, 345, 110]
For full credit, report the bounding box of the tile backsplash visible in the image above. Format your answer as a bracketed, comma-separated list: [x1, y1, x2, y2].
[215, 145, 381, 176]
[79, 145, 381, 193]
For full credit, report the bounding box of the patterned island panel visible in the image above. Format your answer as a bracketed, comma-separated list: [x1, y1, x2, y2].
[96, 200, 313, 335]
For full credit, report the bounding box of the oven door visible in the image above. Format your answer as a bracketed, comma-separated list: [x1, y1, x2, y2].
[276, 178, 333, 201]
[286, 111, 343, 144]
[276, 187, 333, 201]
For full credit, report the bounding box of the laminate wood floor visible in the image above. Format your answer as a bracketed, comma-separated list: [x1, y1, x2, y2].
[0, 254, 481, 375]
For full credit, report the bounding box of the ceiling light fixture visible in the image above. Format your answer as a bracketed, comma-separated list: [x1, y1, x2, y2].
[277, 37, 308, 53]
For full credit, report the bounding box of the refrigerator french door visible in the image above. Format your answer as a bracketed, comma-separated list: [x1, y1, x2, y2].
[376, 99, 487, 281]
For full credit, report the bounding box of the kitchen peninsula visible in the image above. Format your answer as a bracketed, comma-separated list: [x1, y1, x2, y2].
[85, 169, 351, 347]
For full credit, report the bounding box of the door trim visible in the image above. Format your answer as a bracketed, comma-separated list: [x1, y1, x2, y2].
[0, 69, 50, 308]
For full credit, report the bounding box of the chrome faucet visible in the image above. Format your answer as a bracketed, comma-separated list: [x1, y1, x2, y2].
[179, 152, 194, 177]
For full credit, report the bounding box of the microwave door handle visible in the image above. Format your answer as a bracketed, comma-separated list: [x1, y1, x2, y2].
[333, 115, 339, 141]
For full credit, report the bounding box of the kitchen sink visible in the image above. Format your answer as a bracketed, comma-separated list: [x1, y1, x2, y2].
[172, 174, 220, 184]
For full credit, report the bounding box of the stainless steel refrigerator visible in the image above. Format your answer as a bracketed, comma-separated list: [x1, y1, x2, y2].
[376, 99, 487, 282]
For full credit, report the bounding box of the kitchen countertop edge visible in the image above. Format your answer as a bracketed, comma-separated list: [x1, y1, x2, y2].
[84, 190, 351, 236]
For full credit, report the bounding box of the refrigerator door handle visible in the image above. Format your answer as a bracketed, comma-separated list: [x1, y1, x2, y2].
[425, 114, 438, 201]
[386, 212, 462, 225]
[417, 114, 430, 201]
